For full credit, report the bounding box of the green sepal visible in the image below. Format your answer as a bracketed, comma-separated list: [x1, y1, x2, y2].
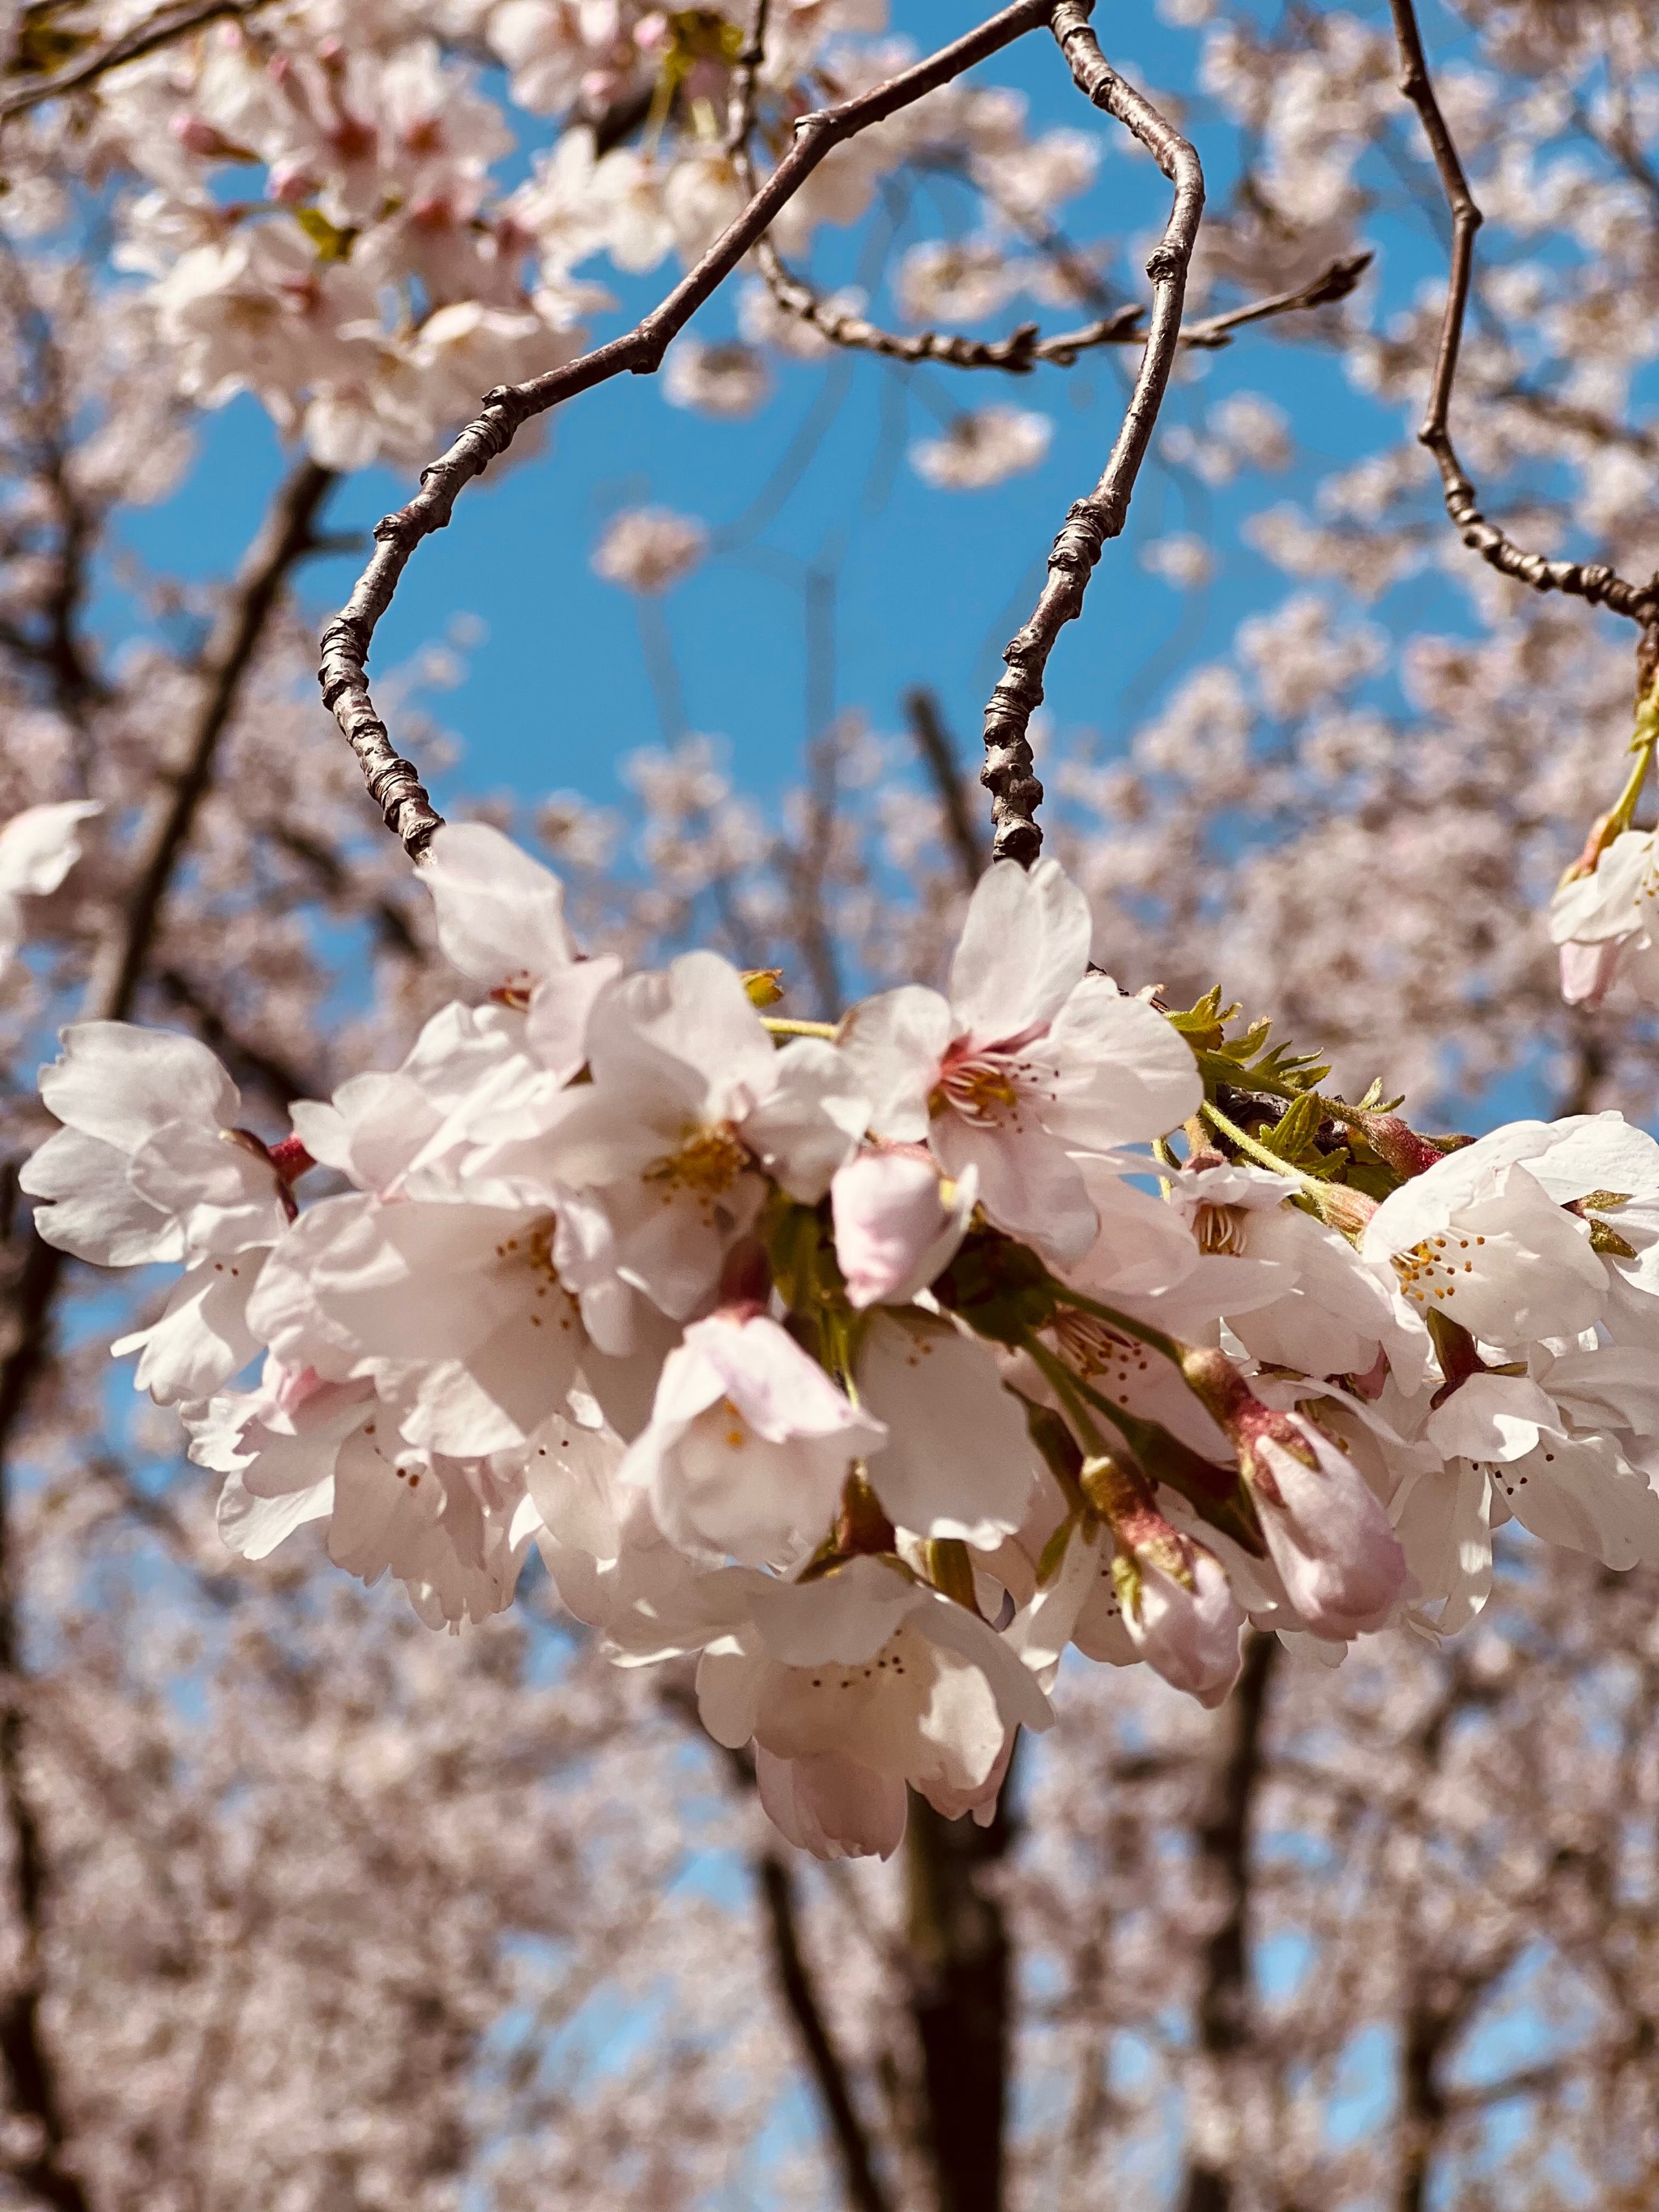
[294, 206, 359, 263]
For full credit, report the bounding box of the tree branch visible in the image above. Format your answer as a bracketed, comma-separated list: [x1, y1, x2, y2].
[904, 689, 985, 894]
[0, 0, 269, 124]
[758, 1851, 897, 2212]
[1178, 1630, 1277, 2212]
[1385, 0, 1657, 624]
[0, 455, 335, 2209]
[89, 459, 338, 1018]
[748, 250, 1369, 377]
[317, 0, 1059, 860]
[903, 1778, 1018, 2212]
[979, 0, 1204, 865]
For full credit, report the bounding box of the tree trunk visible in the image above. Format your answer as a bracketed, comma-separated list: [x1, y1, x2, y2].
[904, 1770, 1017, 2212]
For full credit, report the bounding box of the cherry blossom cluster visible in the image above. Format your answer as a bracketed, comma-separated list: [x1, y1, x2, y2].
[21, 815, 1659, 1862]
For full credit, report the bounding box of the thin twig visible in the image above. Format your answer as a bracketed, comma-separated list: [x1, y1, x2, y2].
[318, 0, 1059, 860]
[1385, 0, 1657, 624]
[750, 247, 1369, 376]
[723, 0, 771, 156]
[750, 241, 1141, 372]
[980, 0, 1204, 865]
[0, 0, 267, 123]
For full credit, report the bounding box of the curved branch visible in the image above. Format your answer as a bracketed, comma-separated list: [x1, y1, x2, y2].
[0, 0, 268, 125]
[1384, 0, 1657, 624]
[979, 0, 1204, 865]
[318, 0, 1058, 860]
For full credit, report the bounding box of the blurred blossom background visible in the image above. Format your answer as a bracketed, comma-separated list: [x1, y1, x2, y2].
[0, 0, 1657, 2204]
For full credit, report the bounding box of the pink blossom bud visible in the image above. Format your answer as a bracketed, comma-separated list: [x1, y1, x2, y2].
[1115, 1538, 1243, 1708]
[1359, 1113, 1461, 1182]
[1175, 1349, 1405, 1638]
[1249, 1416, 1406, 1640]
[171, 114, 239, 158]
[267, 158, 319, 205]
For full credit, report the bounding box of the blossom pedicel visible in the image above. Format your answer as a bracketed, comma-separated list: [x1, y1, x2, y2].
[26, 826, 1659, 1857]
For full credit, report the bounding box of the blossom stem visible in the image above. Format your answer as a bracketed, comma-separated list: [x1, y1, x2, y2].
[1022, 1336, 1116, 1460]
[926, 1537, 983, 1614]
[761, 1017, 839, 1040]
[1609, 675, 1659, 836]
[1043, 1282, 1183, 1367]
[1025, 1338, 1177, 1480]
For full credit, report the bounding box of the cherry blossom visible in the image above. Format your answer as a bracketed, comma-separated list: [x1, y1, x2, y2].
[591, 505, 710, 594]
[1550, 829, 1659, 1009]
[910, 404, 1053, 491]
[0, 800, 99, 973]
[838, 857, 1201, 1262]
[620, 1309, 883, 1565]
[23, 1024, 294, 1403]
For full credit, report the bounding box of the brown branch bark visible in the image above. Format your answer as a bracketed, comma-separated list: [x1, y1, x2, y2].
[1178, 1630, 1277, 2212]
[317, 0, 1059, 860]
[0, 0, 268, 123]
[0, 455, 335, 2211]
[723, 0, 771, 156]
[903, 1777, 1018, 2212]
[1384, 0, 1657, 624]
[904, 689, 985, 894]
[748, 250, 1369, 377]
[87, 458, 337, 1018]
[979, 0, 1204, 865]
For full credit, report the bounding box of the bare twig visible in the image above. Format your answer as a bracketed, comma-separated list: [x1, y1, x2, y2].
[0, 0, 267, 123]
[723, 0, 771, 156]
[1177, 250, 1371, 347]
[980, 0, 1204, 865]
[1385, 0, 1657, 624]
[904, 689, 985, 893]
[749, 243, 1142, 372]
[318, 0, 1059, 860]
[749, 247, 1369, 376]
